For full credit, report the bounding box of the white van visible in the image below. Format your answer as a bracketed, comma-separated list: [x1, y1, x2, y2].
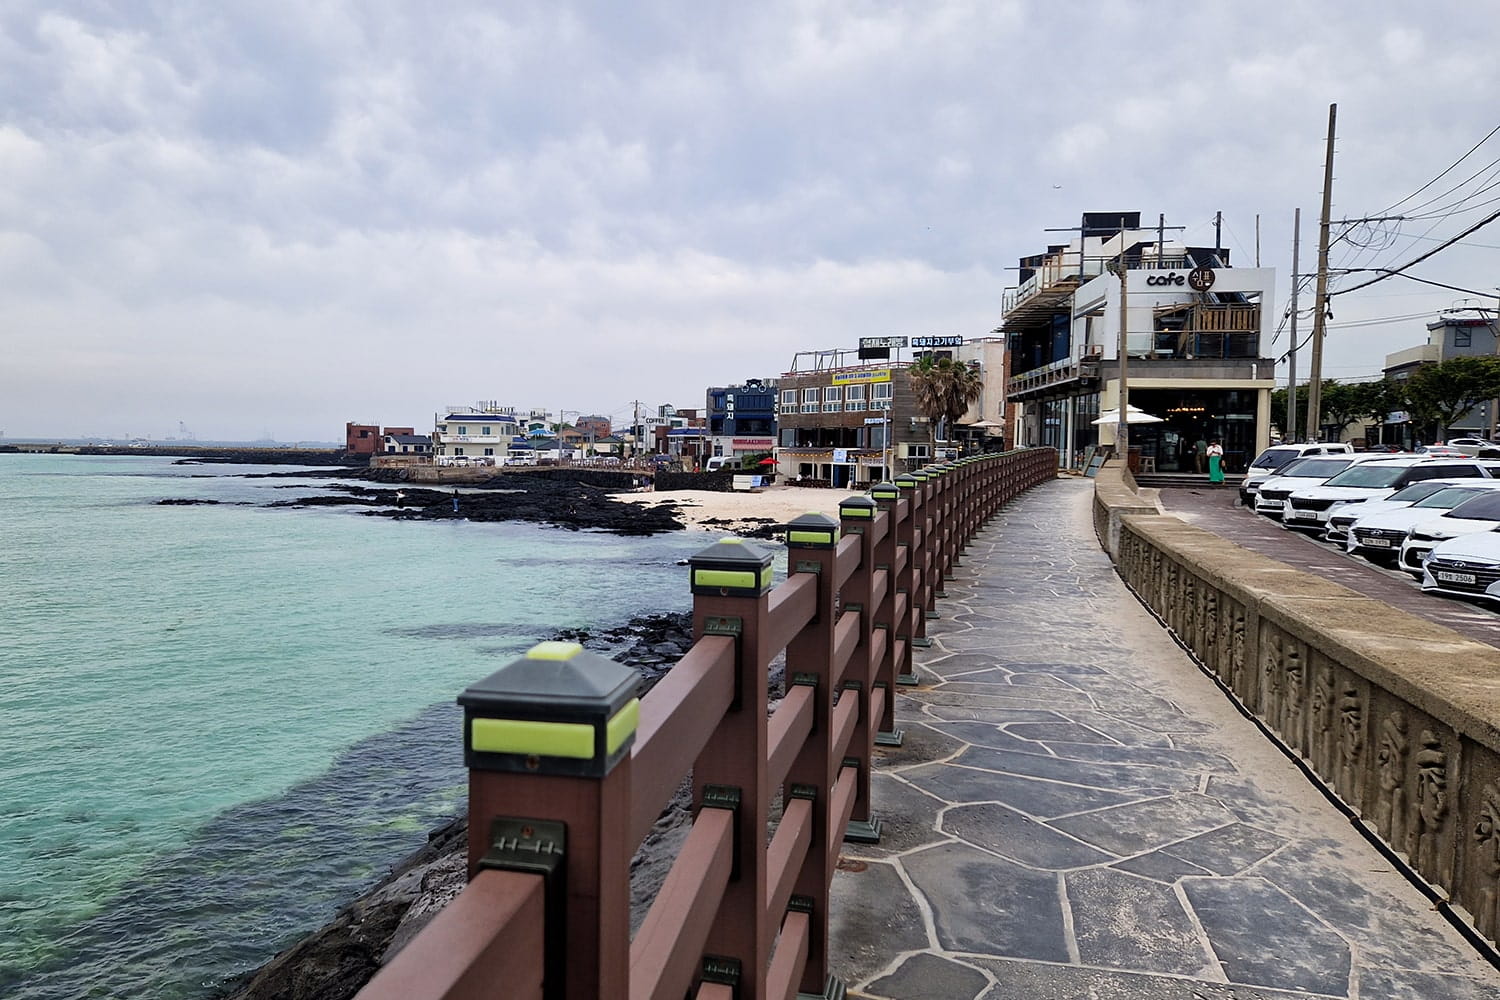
[704, 456, 736, 472]
[1239, 442, 1355, 505]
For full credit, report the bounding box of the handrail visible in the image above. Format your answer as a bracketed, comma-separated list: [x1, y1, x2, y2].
[355, 449, 1061, 1000]
[630, 808, 735, 1000]
[630, 636, 737, 846]
[358, 869, 545, 1000]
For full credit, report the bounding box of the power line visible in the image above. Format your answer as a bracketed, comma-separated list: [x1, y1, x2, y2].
[1328, 206, 1500, 297]
[1375, 123, 1500, 215]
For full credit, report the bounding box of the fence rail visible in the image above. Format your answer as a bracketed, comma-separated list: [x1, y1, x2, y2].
[357, 448, 1058, 1000]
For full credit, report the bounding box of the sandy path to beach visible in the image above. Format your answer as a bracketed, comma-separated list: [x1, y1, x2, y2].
[614, 485, 864, 532]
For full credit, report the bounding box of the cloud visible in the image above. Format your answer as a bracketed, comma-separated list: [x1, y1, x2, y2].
[1, 0, 1498, 438]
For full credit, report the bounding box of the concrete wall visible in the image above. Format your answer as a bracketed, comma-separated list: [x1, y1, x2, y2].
[1093, 464, 1500, 945]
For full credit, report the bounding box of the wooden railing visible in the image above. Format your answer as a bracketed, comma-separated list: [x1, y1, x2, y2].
[357, 449, 1059, 1000]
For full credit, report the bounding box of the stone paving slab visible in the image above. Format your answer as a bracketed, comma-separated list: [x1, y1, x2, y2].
[828, 478, 1500, 999]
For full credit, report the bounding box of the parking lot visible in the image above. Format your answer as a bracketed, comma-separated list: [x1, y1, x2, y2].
[1158, 485, 1500, 648]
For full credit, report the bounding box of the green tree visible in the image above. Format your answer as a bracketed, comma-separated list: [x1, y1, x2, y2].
[908, 354, 983, 449]
[1402, 356, 1500, 442]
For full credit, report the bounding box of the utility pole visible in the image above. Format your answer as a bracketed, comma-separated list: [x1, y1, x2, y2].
[1288, 207, 1301, 442]
[1114, 218, 1131, 463]
[1214, 211, 1222, 258]
[1306, 102, 1337, 442]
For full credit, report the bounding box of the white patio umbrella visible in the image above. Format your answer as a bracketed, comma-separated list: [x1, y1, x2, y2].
[1091, 406, 1165, 425]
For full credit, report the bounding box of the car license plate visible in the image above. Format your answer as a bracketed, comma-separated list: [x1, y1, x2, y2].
[1436, 570, 1477, 585]
[1262, 500, 1283, 508]
[1364, 538, 1392, 548]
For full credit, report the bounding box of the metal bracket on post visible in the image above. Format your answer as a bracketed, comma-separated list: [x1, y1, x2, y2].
[702, 784, 743, 879]
[703, 616, 745, 709]
[794, 560, 823, 575]
[702, 955, 742, 995]
[478, 817, 568, 997]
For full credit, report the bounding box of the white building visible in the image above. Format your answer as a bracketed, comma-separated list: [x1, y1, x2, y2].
[433, 403, 521, 461]
[1002, 212, 1276, 474]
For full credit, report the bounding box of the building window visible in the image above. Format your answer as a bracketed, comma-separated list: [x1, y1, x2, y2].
[458, 425, 467, 435]
[1455, 328, 1473, 348]
[871, 382, 892, 409]
[484, 448, 494, 456]
[802, 388, 820, 413]
[907, 444, 929, 459]
[845, 384, 866, 411]
[823, 386, 843, 412]
[780, 389, 797, 411]
[455, 447, 465, 456]
[482, 425, 491, 435]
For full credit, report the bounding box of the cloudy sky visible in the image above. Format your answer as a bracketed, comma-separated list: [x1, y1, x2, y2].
[3, 1, 1498, 441]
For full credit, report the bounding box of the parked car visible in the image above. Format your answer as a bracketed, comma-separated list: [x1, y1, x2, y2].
[1239, 442, 1355, 505]
[1398, 491, 1500, 576]
[1414, 444, 1469, 458]
[1252, 454, 1394, 519]
[1281, 457, 1498, 533]
[1421, 530, 1500, 603]
[1344, 482, 1500, 565]
[1444, 437, 1496, 457]
[1331, 477, 1491, 547]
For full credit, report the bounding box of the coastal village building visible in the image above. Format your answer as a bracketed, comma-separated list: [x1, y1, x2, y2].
[346, 422, 414, 456]
[433, 403, 520, 461]
[1380, 310, 1500, 445]
[1001, 211, 1276, 474]
[383, 433, 431, 455]
[706, 379, 778, 463]
[773, 341, 1004, 486]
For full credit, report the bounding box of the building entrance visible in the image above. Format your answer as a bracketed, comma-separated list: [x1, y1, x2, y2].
[1126, 389, 1259, 475]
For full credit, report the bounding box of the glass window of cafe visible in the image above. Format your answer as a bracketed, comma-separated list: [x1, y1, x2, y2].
[1125, 389, 1259, 474]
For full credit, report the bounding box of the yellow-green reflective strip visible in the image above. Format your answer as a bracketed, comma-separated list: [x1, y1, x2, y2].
[471, 717, 595, 759]
[789, 529, 836, 545]
[606, 698, 640, 754]
[695, 569, 758, 589]
[841, 506, 874, 518]
[759, 566, 774, 589]
[527, 640, 582, 661]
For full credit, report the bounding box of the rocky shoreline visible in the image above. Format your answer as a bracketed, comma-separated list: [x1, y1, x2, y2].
[217, 612, 700, 1000]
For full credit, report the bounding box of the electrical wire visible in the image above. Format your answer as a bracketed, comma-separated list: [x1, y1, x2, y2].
[1328, 207, 1500, 297]
[1373, 123, 1500, 215]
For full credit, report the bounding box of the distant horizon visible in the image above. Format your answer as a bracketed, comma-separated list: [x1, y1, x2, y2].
[0, 435, 344, 449]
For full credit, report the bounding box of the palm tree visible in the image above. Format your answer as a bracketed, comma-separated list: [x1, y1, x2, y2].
[908, 354, 983, 453]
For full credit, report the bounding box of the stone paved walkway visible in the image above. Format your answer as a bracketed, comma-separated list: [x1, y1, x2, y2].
[828, 477, 1500, 999]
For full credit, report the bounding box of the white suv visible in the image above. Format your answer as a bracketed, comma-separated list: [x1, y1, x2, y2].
[1240, 442, 1354, 505]
[1253, 454, 1393, 519]
[1282, 457, 1496, 533]
[1399, 490, 1500, 576]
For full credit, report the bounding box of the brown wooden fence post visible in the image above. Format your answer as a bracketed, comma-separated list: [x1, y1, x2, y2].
[781, 512, 843, 996]
[458, 641, 641, 1000]
[838, 494, 892, 813]
[905, 470, 936, 654]
[890, 473, 925, 679]
[686, 537, 777, 999]
[868, 481, 905, 737]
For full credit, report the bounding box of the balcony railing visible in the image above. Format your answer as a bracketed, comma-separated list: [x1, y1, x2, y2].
[355, 450, 1059, 1000]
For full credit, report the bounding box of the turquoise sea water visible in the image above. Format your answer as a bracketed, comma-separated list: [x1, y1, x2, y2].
[0, 455, 708, 998]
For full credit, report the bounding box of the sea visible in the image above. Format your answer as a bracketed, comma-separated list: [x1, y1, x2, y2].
[0, 454, 714, 999]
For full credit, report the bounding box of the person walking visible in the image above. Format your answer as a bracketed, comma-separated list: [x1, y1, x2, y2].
[1194, 437, 1208, 473]
[1207, 439, 1225, 485]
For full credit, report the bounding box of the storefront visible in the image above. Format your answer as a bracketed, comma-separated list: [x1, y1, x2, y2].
[1126, 388, 1261, 474]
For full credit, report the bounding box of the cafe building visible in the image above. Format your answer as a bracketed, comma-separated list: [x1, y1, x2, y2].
[1001, 211, 1276, 473]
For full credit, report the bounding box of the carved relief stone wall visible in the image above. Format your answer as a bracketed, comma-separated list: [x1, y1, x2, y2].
[1336, 684, 1365, 812]
[1469, 781, 1500, 941]
[1411, 729, 1454, 889]
[1101, 507, 1500, 949]
[1308, 662, 1337, 781]
[1374, 710, 1410, 849]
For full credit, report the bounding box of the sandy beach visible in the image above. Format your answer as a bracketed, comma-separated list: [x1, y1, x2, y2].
[615, 484, 865, 533]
